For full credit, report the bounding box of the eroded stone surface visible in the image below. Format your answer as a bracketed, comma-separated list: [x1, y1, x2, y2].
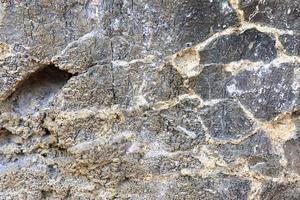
[219, 131, 272, 162]
[0, 0, 299, 199]
[227, 63, 296, 121]
[199, 29, 277, 64]
[189, 64, 232, 100]
[240, 0, 300, 31]
[8, 65, 71, 116]
[218, 130, 281, 176]
[0, 54, 42, 100]
[284, 135, 300, 175]
[260, 181, 300, 200]
[199, 99, 255, 141]
[280, 34, 300, 56]
[117, 174, 250, 200]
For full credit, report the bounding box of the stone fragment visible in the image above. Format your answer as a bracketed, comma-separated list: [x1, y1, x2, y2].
[52, 33, 111, 74]
[240, 0, 300, 31]
[158, 98, 205, 151]
[218, 130, 281, 176]
[117, 174, 251, 200]
[52, 64, 140, 110]
[53, 62, 188, 111]
[260, 181, 300, 200]
[284, 136, 300, 175]
[280, 34, 300, 56]
[0, 0, 95, 61]
[199, 99, 255, 141]
[119, 97, 205, 152]
[148, 63, 189, 103]
[165, 174, 250, 200]
[227, 63, 296, 121]
[219, 131, 272, 162]
[174, 0, 239, 47]
[189, 64, 232, 100]
[199, 29, 277, 64]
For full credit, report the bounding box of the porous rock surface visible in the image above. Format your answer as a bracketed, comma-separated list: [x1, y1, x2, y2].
[0, 0, 300, 199]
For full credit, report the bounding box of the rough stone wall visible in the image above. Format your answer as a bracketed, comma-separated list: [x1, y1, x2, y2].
[0, 0, 299, 199]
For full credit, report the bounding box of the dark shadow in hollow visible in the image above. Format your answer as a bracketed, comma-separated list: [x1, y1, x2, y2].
[9, 64, 72, 115]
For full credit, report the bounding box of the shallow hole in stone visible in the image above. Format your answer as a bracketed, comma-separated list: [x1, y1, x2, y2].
[8, 64, 72, 115]
[0, 127, 21, 145]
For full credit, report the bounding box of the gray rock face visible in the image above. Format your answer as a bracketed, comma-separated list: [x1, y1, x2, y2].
[0, 0, 300, 199]
[174, 0, 239, 47]
[260, 181, 300, 200]
[280, 34, 300, 56]
[219, 131, 272, 162]
[164, 174, 251, 200]
[284, 135, 300, 175]
[240, 0, 300, 31]
[117, 174, 251, 200]
[227, 63, 296, 121]
[189, 64, 232, 100]
[199, 99, 255, 141]
[199, 29, 277, 64]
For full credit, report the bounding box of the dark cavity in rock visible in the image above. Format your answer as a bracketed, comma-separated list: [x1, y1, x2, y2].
[8, 65, 72, 115]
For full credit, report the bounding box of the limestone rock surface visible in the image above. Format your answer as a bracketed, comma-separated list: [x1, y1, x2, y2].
[0, 0, 300, 199]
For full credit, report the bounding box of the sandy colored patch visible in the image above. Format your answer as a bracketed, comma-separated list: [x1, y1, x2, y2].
[171, 47, 202, 78]
[0, 42, 10, 59]
[260, 113, 296, 144]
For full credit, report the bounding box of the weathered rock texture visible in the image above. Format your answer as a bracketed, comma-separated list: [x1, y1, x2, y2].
[0, 0, 299, 199]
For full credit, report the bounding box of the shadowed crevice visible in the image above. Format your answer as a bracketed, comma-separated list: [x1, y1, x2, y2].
[8, 64, 72, 115]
